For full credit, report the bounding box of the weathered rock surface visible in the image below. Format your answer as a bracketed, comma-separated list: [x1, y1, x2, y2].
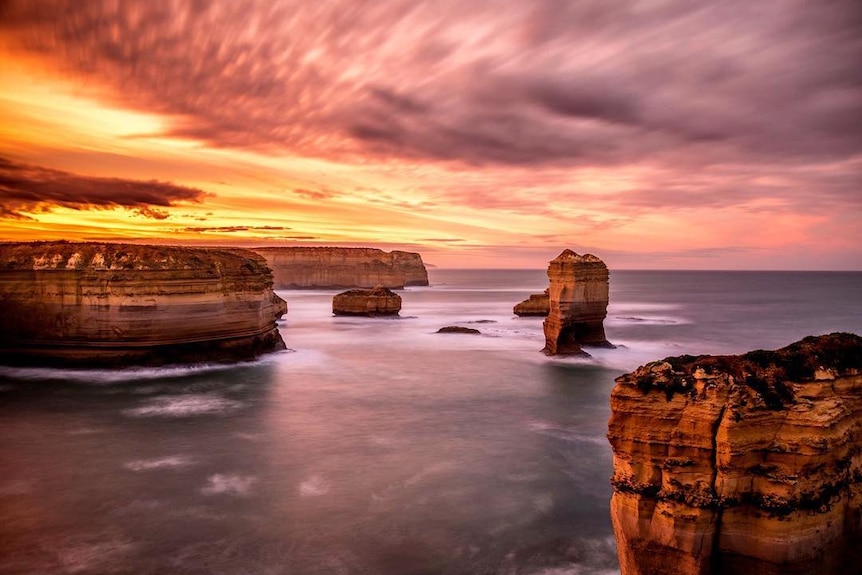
[0, 242, 287, 368]
[332, 286, 401, 316]
[607, 333, 862, 575]
[514, 289, 549, 316]
[252, 246, 428, 289]
[437, 326, 481, 335]
[542, 250, 611, 355]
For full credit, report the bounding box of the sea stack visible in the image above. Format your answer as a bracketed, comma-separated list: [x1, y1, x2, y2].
[0, 242, 287, 368]
[252, 246, 429, 289]
[513, 289, 550, 317]
[436, 326, 481, 335]
[332, 286, 401, 316]
[607, 333, 862, 575]
[541, 250, 611, 355]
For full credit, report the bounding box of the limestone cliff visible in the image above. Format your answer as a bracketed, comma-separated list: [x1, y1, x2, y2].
[332, 286, 401, 316]
[607, 333, 862, 575]
[252, 247, 429, 289]
[0, 242, 287, 367]
[542, 250, 611, 355]
[514, 289, 549, 317]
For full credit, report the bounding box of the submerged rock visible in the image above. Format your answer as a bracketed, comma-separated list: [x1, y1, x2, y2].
[541, 250, 612, 355]
[436, 326, 481, 335]
[252, 246, 428, 289]
[514, 289, 549, 317]
[332, 286, 401, 316]
[0, 241, 287, 368]
[607, 332, 862, 575]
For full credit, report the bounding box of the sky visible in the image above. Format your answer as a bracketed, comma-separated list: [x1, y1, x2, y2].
[0, 1, 860, 269]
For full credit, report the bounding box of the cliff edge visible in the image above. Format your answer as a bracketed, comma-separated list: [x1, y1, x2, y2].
[252, 246, 428, 289]
[0, 242, 287, 368]
[607, 333, 862, 575]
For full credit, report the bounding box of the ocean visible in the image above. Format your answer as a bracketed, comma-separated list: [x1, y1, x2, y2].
[1, 270, 860, 575]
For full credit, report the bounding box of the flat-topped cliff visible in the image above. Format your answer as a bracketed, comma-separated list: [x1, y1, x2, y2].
[542, 250, 611, 355]
[0, 242, 287, 367]
[607, 333, 862, 575]
[252, 246, 428, 289]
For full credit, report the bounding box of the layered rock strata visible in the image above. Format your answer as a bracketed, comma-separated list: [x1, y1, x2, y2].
[332, 286, 401, 316]
[252, 247, 428, 289]
[514, 289, 549, 317]
[0, 242, 287, 368]
[542, 250, 611, 355]
[607, 333, 862, 575]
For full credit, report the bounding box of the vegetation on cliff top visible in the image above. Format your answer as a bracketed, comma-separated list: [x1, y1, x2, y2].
[624, 332, 861, 407]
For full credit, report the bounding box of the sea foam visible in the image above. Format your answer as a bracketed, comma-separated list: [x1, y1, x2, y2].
[123, 394, 243, 418]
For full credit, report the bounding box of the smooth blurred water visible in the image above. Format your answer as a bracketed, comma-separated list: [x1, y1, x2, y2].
[1, 270, 860, 575]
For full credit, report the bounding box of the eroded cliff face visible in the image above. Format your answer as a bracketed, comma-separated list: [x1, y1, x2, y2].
[542, 250, 611, 355]
[607, 333, 862, 575]
[514, 289, 549, 317]
[332, 286, 401, 316]
[252, 247, 429, 289]
[0, 242, 287, 367]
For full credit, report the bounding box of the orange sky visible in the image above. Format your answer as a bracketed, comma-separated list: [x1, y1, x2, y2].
[0, 1, 859, 269]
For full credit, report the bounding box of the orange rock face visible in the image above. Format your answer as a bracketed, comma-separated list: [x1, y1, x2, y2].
[0, 242, 287, 367]
[607, 333, 862, 575]
[542, 250, 611, 355]
[252, 246, 428, 289]
[514, 289, 549, 317]
[332, 286, 401, 316]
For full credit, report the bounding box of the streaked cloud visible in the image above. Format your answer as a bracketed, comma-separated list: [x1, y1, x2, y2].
[178, 225, 293, 234]
[0, 156, 206, 219]
[292, 188, 336, 201]
[418, 238, 468, 243]
[2, 1, 858, 168]
[0, 0, 858, 268]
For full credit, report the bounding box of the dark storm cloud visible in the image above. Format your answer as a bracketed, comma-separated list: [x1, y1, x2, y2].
[527, 78, 641, 126]
[0, 157, 207, 219]
[1, 0, 860, 171]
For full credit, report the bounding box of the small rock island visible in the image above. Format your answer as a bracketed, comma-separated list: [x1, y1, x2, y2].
[253, 246, 428, 289]
[436, 326, 481, 335]
[332, 286, 401, 316]
[513, 289, 549, 317]
[542, 250, 612, 355]
[0, 242, 287, 368]
[607, 333, 862, 575]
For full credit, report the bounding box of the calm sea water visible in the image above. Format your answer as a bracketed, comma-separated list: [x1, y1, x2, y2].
[1, 270, 860, 575]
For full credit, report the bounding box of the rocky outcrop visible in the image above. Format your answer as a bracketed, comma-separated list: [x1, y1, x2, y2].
[332, 286, 401, 316]
[542, 250, 611, 355]
[607, 333, 862, 575]
[0, 242, 287, 368]
[437, 326, 481, 335]
[252, 247, 429, 289]
[514, 289, 549, 316]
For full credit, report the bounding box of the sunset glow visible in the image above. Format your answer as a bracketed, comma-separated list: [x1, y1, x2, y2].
[0, 1, 859, 269]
